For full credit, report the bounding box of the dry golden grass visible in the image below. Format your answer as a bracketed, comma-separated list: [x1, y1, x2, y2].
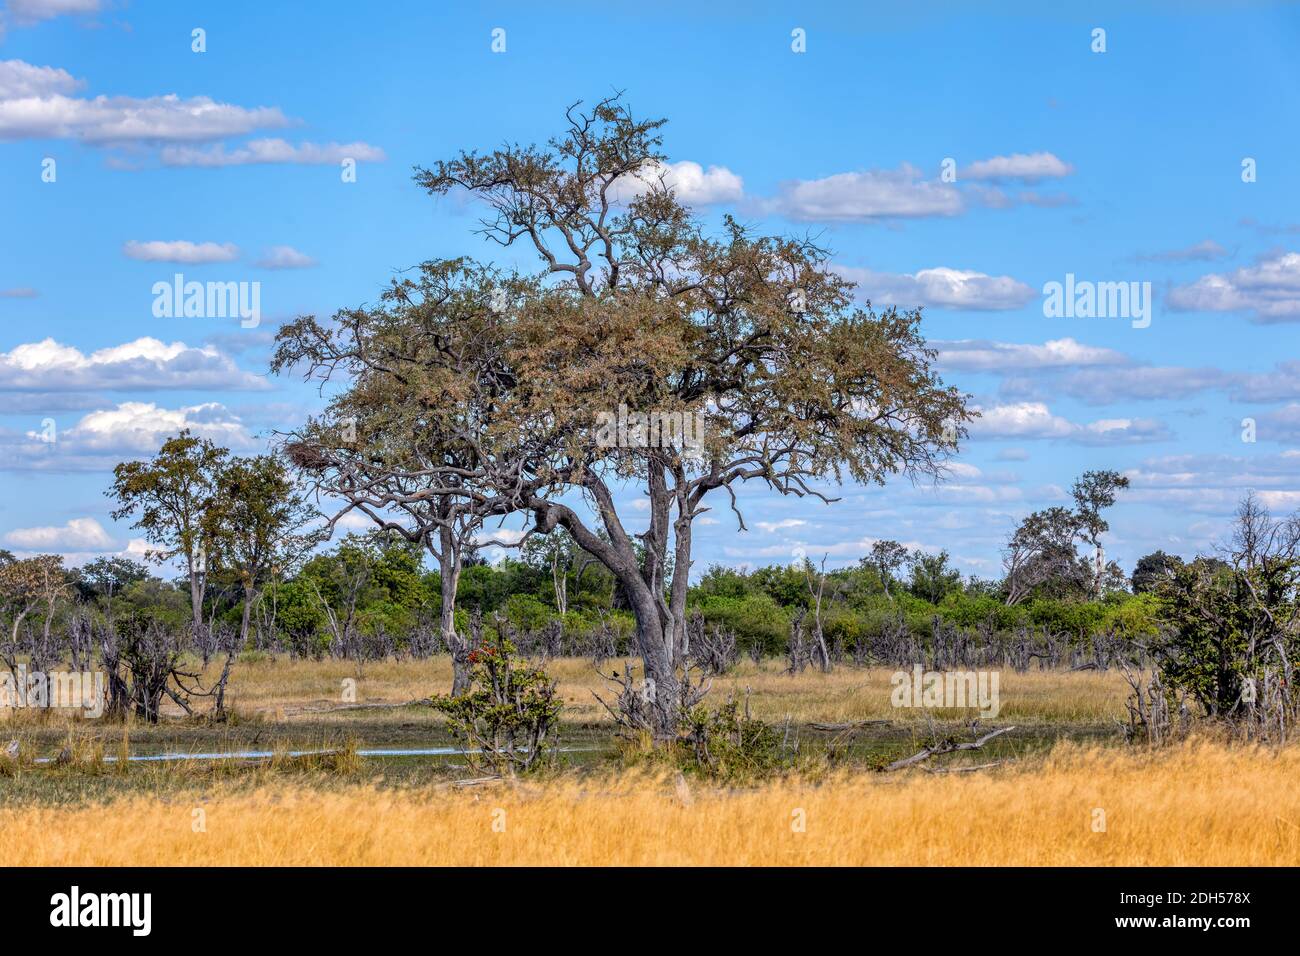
[6, 740, 1298, 866]
[220, 656, 1130, 726]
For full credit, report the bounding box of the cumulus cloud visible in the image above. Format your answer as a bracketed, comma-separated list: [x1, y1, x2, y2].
[611, 159, 744, 206]
[769, 164, 962, 221]
[0, 337, 266, 392]
[970, 401, 1171, 444]
[960, 152, 1073, 183]
[160, 138, 387, 167]
[1168, 250, 1300, 323]
[4, 516, 114, 551]
[835, 265, 1035, 311]
[254, 245, 316, 269]
[0, 401, 257, 472]
[934, 337, 1128, 371]
[54, 401, 256, 454]
[0, 59, 290, 143]
[1120, 451, 1300, 514]
[123, 240, 239, 264]
[0, 59, 80, 98]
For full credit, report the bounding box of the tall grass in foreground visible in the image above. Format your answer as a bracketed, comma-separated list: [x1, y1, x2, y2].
[5, 740, 1299, 865]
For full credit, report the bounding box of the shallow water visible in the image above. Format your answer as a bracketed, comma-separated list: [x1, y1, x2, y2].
[33, 746, 595, 764]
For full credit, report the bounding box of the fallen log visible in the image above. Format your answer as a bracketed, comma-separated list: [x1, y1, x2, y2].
[809, 719, 892, 732]
[882, 725, 1016, 773]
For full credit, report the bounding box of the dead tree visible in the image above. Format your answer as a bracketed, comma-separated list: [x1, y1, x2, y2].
[802, 555, 833, 673]
[882, 725, 1016, 772]
[1118, 661, 1188, 746]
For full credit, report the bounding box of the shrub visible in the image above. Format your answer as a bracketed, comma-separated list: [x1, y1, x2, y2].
[695, 593, 789, 655]
[678, 698, 787, 781]
[503, 593, 555, 632]
[430, 632, 562, 775]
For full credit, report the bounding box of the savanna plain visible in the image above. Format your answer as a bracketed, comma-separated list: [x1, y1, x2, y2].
[3, 658, 1296, 866]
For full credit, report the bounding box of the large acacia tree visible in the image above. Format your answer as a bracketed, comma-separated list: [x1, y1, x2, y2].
[275, 95, 972, 735]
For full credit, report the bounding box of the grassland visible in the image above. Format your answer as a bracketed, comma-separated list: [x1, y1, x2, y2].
[3, 657, 1295, 865]
[4, 742, 1298, 865]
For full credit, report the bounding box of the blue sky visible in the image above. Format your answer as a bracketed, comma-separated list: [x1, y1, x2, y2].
[2, 0, 1299, 581]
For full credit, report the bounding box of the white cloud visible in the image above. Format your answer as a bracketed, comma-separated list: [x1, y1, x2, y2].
[0, 59, 80, 98]
[4, 516, 114, 551]
[939, 336, 1300, 408]
[123, 538, 151, 558]
[255, 245, 316, 269]
[0, 59, 289, 144]
[755, 518, 807, 533]
[1057, 365, 1228, 403]
[0, 336, 266, 392]
[970, 401, 1170, 444]
[1231, 361, 1300, 402]
[1168, 250, 1300, 323]
[160, 138, 387, 167]
[942, 462, 983, 480]
[961, 152, 1073, 183]
[0, 286, 37, 298]
[612, 159, 743, 206]
[5, 0, 100, 26]
[1259, 403, 1300, 444]
[0, 402, 258, 472]
[54, 401, 256, 453]
[474, 528, 528, 547]
[935, 337, 1128, 371]
[836, 265, 1034, 311]
[769, 163, 962, 221]
[123, 240, 239, 264]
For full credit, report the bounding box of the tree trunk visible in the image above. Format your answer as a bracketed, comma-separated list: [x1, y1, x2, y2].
[188, 554, 206, 650]
[534, 485, 688, 740]
[623, 572, 682, 739]
[238, 585, 254, 648]
[551, 550, 568, 615]
[437, 528, 471, 696]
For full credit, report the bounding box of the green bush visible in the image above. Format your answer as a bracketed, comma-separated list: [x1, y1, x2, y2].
[503, 593, 556, 632]
[678, 699, 787, 781]
[431, 633, 562, 774]
[695, 593, 789, 655]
